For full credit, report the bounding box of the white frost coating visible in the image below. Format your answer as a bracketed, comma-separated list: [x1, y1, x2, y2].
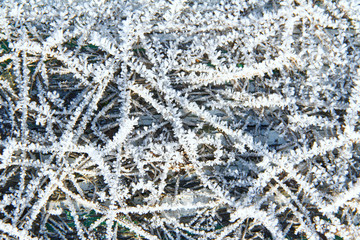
[0, 0, 359, 239]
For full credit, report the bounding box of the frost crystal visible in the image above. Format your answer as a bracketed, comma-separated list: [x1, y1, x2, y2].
[0, 0, 359, 239]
